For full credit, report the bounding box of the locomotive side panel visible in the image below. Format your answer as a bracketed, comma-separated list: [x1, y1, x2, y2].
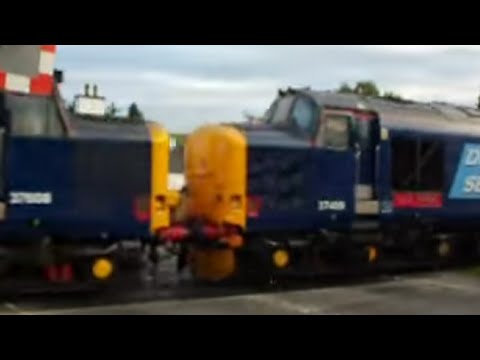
[3, 137, 75, 238]
[247, 146, 356, 233]
[246, 144, 311, 232]
[444, 137, 480, 227]
[73, 138, 152, 239]
[382, 131, 480, 231]
[2, 136, 152, 241]
[310, 148, 356, 230]
[382, 130, 446, 223]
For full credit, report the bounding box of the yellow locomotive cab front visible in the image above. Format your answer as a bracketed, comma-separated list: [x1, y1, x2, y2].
[147, 121, 178, 233]
[185, 125, 247, 229]
[183, 125, 248, 282]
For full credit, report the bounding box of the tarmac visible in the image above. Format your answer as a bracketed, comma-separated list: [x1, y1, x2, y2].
[1, 269, 480, 315]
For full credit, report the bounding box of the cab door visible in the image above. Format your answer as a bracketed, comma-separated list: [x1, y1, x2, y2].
[317, 109, 381, 217]
[0, 96, 8, 221]
[352, 112, 381, 215]
[314, 109, 357, 228]
[354, 113, 376, 198]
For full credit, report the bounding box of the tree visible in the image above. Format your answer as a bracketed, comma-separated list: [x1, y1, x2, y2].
[383, 91, 404, 102]
[128, 103, 144, 122]
[338, 82, 354, 94]
[354, 81, 380, 97]
[67, 100, 75, 113]
[337, 81, 380, 97]
[128, 103, 144, 119]
[337, 81, 406, 102]
[106, 102, 118, 118]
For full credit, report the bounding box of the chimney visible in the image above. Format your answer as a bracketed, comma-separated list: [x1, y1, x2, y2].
[84, 84, 90, 97]
[93, 84, 98, 98]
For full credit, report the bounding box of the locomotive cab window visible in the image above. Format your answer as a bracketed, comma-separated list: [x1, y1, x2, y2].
[290, 97, 317, 138]
[322, 114, 351, 151]
[269, 95, 295, 127]
[263, 98, 279, 123]
[4, 93, 65, 138]
[391, 137, 444, 192]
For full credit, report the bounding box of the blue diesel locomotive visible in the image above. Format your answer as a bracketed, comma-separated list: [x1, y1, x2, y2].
[0, 46, 174, 287]
[176, 88, 480, 282]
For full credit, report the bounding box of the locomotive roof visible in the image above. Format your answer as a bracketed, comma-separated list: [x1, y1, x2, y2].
[296, 89, 480, 137]
[70, 114, 151, 141]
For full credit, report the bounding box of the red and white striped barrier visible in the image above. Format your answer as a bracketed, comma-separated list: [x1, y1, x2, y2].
[0, 45, 57, 96]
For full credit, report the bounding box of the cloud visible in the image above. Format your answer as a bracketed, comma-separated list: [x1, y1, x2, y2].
[364, 45, 480, 54]
[56, 45, 480, 133]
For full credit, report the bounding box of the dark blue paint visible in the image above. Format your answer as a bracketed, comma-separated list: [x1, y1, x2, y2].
[0, 136, 152, 242]
[247, 131, 355, 233]
[245, 122, 480, 235]
[378, 128, 480, 231]
[245, 90, 480, 236]
[376, 138, 394, 217]
[356, 120, 379, 190]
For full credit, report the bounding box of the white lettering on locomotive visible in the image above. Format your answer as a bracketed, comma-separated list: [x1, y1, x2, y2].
[464, 176, 480, 194]
[318, 200, 346, 212]
[465, 148, 480, 167]
[9, 192, 53, 205]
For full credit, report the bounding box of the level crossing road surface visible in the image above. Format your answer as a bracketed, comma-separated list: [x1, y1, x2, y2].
[0, 258, 479, 315]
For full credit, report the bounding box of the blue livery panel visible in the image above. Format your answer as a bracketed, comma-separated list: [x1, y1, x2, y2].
[1, 136, 152, 241]
[449, 143, 480, 199]
[442, 140, 480, 226]
[377, 132, 480, 230]
[246, 143, 355, 233]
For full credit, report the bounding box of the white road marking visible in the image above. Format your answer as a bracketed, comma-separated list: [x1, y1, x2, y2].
[11, 272, 480, 315]
[4, 303, 33, 315]
[245, 294, 327, 315]
[17, 283, 415, 315]
[410, 277, 480, 295]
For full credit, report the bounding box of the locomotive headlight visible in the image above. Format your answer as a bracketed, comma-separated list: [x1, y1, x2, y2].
[230, 195, 243, 209]
[92, 258, 114, 280]
[155, 195, 167, 212]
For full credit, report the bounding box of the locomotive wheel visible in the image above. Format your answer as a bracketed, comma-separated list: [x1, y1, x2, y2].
[235, 248, 274, 285]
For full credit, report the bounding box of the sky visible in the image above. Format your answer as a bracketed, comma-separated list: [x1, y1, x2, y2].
[55, 45, 480, 133]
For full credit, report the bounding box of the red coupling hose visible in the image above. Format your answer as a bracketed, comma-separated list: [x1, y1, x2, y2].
[202, 225, 224, 239]
[159, 224, 228, 243]
[159, 226, 191, 243]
